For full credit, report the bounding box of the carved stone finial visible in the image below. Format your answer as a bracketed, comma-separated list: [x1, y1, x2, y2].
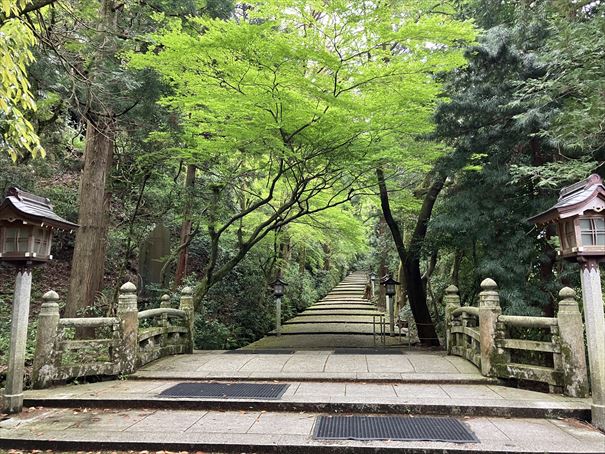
[120, 281, 137, 293]
[181, 286, 193, 295]
[445, 285, 459, 295]
[480, 278, 498, 291]
[42, 290, 60, 301]
[559, 287, 576, 300]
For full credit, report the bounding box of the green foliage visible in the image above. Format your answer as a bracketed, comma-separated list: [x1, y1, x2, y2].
[523, 4, 605, 153]
[427, 1, 595, 315]
[0, 0, 44, 160]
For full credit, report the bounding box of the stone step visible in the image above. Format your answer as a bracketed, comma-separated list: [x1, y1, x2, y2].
[1, 407, 601, 453]
[269, 323, 378, 335]
[20, 380, 591, 420]
[296, 310, 384, 316]
[242, 334, 408, 349]
[317, 297, 370, 301]
[285, 315, 384, 324]
[305, 306, 378, 312]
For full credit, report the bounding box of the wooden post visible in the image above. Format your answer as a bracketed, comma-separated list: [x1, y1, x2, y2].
[32, 291, 61, 389]
[478, 278, 501, 377]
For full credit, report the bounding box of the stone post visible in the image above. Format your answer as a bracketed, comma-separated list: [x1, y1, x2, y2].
[579, 261, 605, 430]
[556, 287, 589, 398]
[160, 294, 171, 308]
[388, 294, 395, 337]
[2, 268, 33, 413]
[275, 296, 282, 336]
[179, 287, 194, 353]
[32, 291, 61, 389]
[117, 282, 139, 374]
[444, 285, 461, 355]
[478, 278, 501, 377]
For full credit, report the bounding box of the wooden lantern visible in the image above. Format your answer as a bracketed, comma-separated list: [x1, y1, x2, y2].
[382, 275, 400, 297]
[0, 188, 77, 265]
[529, 174, 605, 261]
[271, 278, 287, 298]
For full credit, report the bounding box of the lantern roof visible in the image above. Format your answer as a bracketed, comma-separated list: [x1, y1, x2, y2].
[272, 277, 287, 286]
[382, 275, 400, 286]
[0, 187, 78, 231]
[528, 174, 605, 225]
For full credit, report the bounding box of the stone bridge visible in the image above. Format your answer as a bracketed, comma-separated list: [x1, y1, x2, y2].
[0, 272, 603, 452]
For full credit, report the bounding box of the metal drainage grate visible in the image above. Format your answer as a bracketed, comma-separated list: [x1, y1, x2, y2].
[313, 416, 479, 443]
[159, 383, 290, 400]
[223, 349, 295, 354]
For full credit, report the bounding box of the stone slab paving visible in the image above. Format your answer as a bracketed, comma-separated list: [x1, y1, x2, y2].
[1, 407, 603, 453]
[127, 350, 493, 383]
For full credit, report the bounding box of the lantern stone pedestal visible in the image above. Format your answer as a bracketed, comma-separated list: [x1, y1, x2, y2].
[579, 261, 605, 431]
[2, 268, 33, 413]
[275, 296, 282, 336]
[387, 294, 395, 336]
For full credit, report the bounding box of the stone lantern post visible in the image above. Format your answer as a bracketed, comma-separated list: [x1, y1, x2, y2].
[0, 188, 77, 413]
[382, 275, 400, 337]
[271, 278, 287, 336]
[528, 174, 605, 430]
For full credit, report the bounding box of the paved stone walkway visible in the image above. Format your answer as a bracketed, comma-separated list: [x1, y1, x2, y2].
[247, 271, 408, 349]
[1, 407, 604, 453]
[129, 350, 493, 382]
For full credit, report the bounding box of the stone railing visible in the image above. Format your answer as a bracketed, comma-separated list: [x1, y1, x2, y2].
[445, 279, 589, 397]
[31, 283, 194, 388]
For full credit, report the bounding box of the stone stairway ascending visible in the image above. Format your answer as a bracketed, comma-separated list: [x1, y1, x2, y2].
[247, 271, 405, 349]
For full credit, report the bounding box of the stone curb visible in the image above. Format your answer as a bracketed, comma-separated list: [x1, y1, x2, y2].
[125, 374, 499, 385]
[1, 434, 602, 454]
[21, 397, 591, 420]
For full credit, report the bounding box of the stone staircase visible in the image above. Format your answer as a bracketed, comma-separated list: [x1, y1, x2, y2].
[247, 271, 405, 349]
[1, 273, 603, 453]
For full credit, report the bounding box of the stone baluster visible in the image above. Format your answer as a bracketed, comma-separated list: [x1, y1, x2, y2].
[32, 291, 61, 389]
[117, 282, 139, 374]
[478, 278, 502, 377]
[160, 294, 170, 346]
[557, 287, 589, 397]
[549, 323, 564, 395]
[444, 285, 460, 355]
[494, 319, 510, 373]
[179, 287, 195, 353]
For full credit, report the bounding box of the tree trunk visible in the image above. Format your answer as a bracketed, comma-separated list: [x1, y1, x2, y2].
[174, 164, 196, 287]
[65, 118, 114, 317]
[397, 260, 406, 312]
[376, 167, 442, 346]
